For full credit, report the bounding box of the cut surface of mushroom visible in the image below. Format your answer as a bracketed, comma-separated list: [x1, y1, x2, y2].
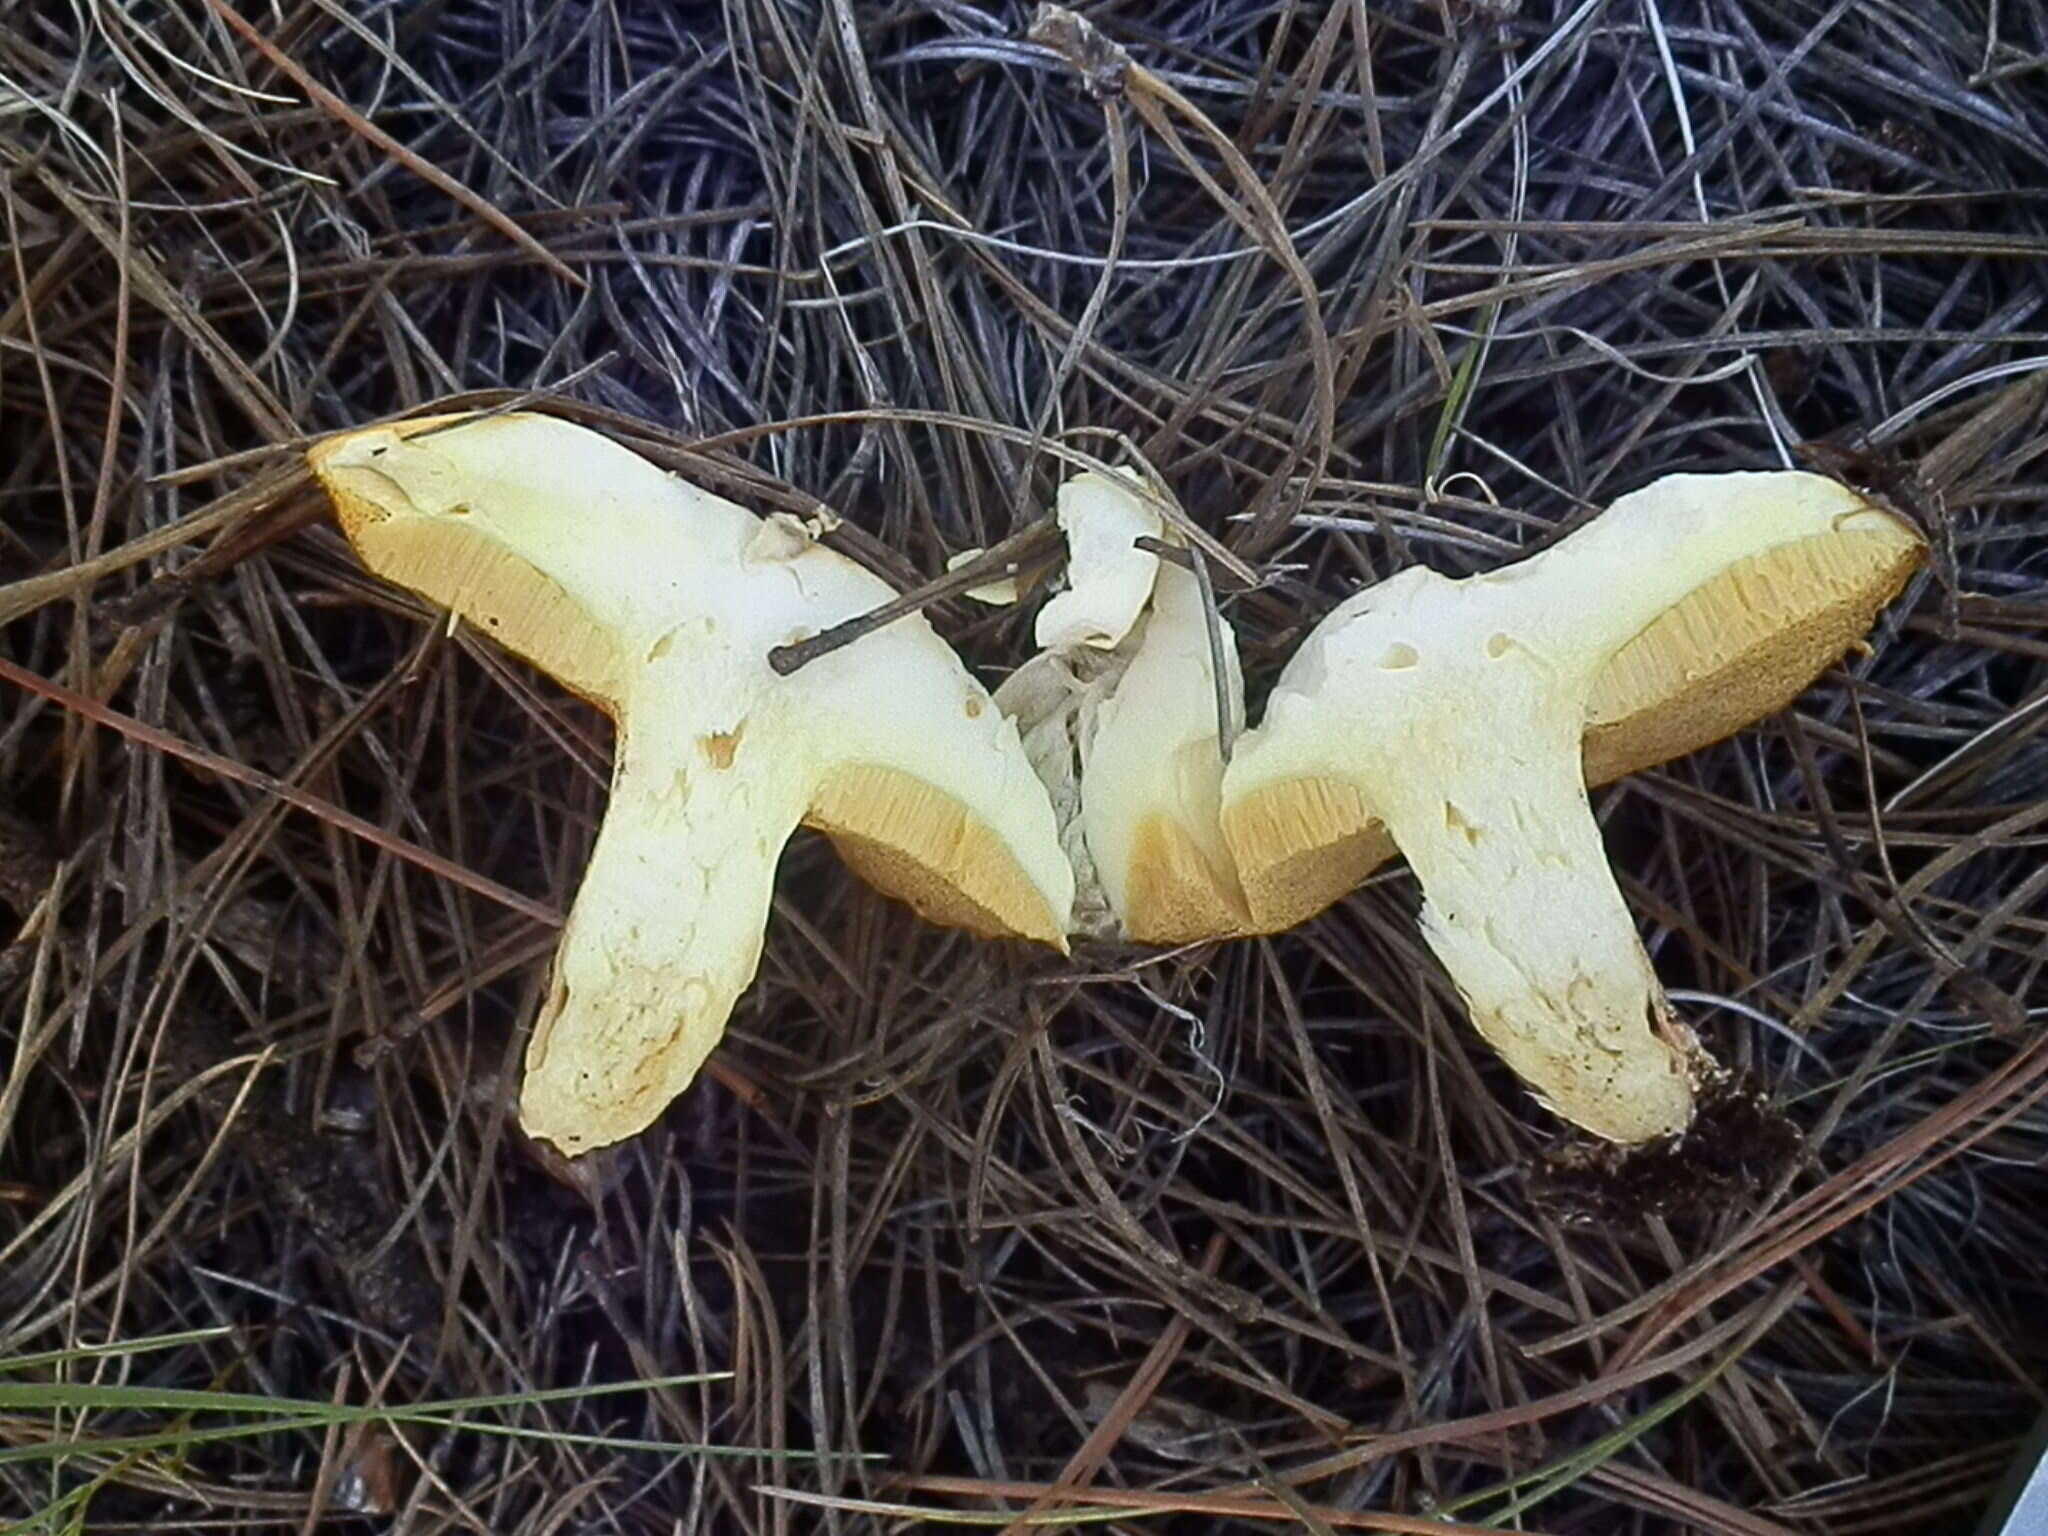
[311, 412, 1073, 1153]
[945, 548, 1022, 606]
[1033, 471, 1166, 652]
[1220, 471, 1924, 1142]
[995, 470, 1248, 944]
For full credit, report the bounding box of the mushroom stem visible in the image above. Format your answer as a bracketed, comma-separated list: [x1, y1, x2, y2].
[1359, 658, 1693, 1143]
[519, 672, 807, 1149]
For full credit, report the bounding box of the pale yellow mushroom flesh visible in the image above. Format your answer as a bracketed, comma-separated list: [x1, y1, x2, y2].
[1220, 472, 1925, 1143]
[310, 412, 1073, 1153]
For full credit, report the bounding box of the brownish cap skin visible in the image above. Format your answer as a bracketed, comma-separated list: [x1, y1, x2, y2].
[1227, 517, 1926, 934]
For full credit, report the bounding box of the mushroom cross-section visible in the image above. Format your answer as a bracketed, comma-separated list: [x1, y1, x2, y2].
[309, 412, 1074, 1154]
[994, 470, 1249, 944]
[1219, 472, 1925, 1143]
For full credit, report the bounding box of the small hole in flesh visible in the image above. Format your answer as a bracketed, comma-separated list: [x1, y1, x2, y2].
[1443, 802, 1481, 844]
[1485, 631, 1513, 659]
[647, 629, 678, 662]
[699, 729, 742, 769]
[965, 696, 984, 718]
[446, 502, 471, 516]
[1380, 641, 1419, 670]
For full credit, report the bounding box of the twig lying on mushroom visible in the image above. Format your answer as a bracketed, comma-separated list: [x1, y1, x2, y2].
[995, 469, 1249, 944]
[309, 412, 1073, 1154]
[1220, 472, 1925, 1144]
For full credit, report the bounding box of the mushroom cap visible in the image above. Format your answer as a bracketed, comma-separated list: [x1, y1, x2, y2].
[311, 414, 638, 709]
[311, 412, 1072, 948]
[1221, 470, 1926, 933]
[1081, 554, 1249, 944]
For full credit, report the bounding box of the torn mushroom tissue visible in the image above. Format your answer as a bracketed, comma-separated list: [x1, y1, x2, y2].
[994, 470, 1249, 946]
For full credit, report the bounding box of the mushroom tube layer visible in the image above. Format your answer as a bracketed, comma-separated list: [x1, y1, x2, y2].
[1220, 471, 1925, 1143]
[311, 412, 1072, 1153]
